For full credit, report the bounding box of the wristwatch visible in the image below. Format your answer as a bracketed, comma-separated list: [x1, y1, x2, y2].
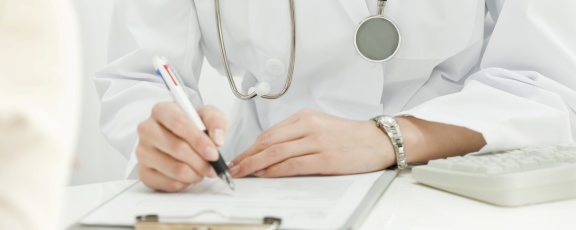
[371, 115, 407, 171]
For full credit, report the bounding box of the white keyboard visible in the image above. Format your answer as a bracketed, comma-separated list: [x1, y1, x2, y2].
[412, 143, 576, 207]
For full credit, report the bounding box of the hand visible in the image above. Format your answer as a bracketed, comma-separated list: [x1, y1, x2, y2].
[229, 109, 395, 178]
[136, 102, 227, 192]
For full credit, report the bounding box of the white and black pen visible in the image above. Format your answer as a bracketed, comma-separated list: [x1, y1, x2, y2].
[153, 56, 235, 190]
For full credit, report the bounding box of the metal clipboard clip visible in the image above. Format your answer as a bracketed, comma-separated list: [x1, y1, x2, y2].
[135, 210, 281, 230]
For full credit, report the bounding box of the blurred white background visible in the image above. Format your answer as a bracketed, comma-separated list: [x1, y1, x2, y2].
[70, 0, 238, 185]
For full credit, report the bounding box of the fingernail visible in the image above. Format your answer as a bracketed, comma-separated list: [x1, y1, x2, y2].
[230, 165, 240, 176]
[254, 170, 265, 177]
[208, 168, 218, 178]
[213, 129, 224, 146]
[205, 146, 218, 161]
[228, 162, 235, 168]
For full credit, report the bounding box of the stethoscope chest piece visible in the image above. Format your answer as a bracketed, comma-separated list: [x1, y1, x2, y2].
[354, 0, 401, 62]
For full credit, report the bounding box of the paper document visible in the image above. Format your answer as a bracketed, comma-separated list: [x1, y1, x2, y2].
[81, 171, 392, 230]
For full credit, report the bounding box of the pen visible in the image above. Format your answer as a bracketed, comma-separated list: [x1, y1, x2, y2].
[153, 56, 235, 190]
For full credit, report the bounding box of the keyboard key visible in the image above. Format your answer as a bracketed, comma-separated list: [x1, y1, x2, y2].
[499, 162, 521, 172]
[452, 162, 478, 172]
[517, 159, 539, 169]
[556, 144, 576, 151]
[446, 156, 462, 162]
[561, 153, 576, 163]
[476, 164, 504, 174]
[427, 159, 452, 169]
[535, 157, 556, 166]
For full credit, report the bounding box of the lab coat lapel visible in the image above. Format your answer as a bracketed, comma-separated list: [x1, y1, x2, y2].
[338, 0, 371, 25]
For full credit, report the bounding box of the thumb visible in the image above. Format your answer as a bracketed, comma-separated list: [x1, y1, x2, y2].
[197, 105, 227, 146]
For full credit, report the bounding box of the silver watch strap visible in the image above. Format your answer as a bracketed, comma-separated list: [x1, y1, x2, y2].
[371, 115, 407, 171]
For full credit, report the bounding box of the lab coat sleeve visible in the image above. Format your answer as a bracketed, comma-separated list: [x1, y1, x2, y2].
[398, 0, 576, 153]
[94, 0, 204, 176]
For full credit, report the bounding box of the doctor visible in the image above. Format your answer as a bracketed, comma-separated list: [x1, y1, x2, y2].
[96, 0, 576, 192]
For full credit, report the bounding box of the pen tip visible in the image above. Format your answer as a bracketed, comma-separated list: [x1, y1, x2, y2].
[223, 171, 235, 191]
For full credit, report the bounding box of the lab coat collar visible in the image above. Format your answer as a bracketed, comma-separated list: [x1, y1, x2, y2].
[338, 0, 371, 25]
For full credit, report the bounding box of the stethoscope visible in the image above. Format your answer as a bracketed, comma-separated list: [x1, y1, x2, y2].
[215, 0, 400, 100]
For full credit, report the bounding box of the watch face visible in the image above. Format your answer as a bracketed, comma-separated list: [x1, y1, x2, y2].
[383, 116, 397, 126]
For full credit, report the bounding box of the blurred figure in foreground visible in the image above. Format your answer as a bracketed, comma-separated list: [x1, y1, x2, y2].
[0, 0, 81, 229]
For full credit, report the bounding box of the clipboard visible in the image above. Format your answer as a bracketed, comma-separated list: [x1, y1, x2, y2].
[134, 214, 281, 230]
[69, 170, 398, 230]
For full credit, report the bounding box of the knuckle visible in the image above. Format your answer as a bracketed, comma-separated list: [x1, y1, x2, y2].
[310, 135, 324, 146]
[230, 157, 242, 166]
[172, 163, 190, 181]
[269, 145, 283, 158]
[199, 105, 217, 119]
[299, 108, 317, 116]
[170, 141, 189, 159]
[204, 112, 226, 128]
[151, 103, 167, 118]
[137, 121, 150, 136]
[172, 116, 191, 133]
[258, 132, 273, 149]
[240, 158, 260, 174]
[191, 137, 210, 154]
[308, 116, 326, 129]
[135, 145, 149, 162]
[305, 116, 321, 126]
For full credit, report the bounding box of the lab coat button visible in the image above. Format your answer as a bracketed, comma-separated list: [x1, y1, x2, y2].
[266, 59, 285, 76]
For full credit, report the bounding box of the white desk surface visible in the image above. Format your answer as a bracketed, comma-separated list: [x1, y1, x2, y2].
[61, 170, 576, 230]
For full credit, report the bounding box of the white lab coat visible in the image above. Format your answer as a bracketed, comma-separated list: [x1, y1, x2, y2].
[95, 0, 576, 179]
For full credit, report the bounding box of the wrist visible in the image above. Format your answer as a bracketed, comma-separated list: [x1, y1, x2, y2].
[395, 116, 486, 163]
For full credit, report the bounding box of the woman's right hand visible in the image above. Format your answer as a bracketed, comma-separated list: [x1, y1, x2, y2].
[136, 102, 227, 192]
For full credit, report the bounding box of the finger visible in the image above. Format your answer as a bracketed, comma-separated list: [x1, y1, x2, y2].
[197, 105, 228, 146]
[230, 138, 318, 178]
[151, 102, 219, 161]
[139, 166, 190, 193]
[255, 153, 327, 178]
[257, 109, 318, 138]
[230, 122, 309, 167]
[139, 119, 215, 178]
[231, 109, 316, 165]
[136, 144, 204, 184]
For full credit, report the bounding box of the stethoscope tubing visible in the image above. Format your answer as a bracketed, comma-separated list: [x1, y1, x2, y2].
[215, 0, 296, 100]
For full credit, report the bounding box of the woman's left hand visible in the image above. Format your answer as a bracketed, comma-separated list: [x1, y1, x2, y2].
[229, 109, 396, 178]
